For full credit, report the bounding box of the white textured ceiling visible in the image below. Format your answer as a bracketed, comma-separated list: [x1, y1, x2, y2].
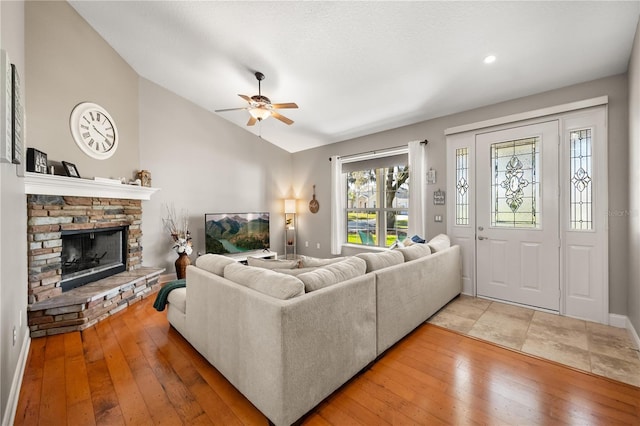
[69, 1, 639, 153]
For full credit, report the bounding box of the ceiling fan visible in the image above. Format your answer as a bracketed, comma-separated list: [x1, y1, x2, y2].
[215, 71, 298, 126]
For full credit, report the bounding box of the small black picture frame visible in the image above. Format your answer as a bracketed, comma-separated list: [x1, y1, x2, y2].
[62, 161, 80, 178]
[26, 148, 47, 173]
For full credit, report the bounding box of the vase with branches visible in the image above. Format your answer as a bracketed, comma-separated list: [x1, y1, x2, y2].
[162, 204, 192, 279]
[162, 204, 193, 256]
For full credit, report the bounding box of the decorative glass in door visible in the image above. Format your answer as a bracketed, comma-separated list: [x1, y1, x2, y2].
[455, 148, 469, 225]
[569, 129, 593, 230]
[490, 137, 540, 228]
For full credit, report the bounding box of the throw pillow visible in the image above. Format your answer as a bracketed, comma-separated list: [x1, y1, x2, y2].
[223, 263, 305, 300]
[195, 254, 235, 276]
[297, 257, 367, 292]
[299, 255, 347, 268]
[397, 243, 432, 261]
[356, 250, 405, 273]
[389, 239, 405, 250]
[410, 234, 426, 244]
[427, 234, 451, 253]
[247, 257, 300, 270]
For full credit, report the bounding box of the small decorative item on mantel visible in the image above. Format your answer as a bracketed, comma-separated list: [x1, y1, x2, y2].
[136, 169, 151, 187]
[162, 204, 193, 279]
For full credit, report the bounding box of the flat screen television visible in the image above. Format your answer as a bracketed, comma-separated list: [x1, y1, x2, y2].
[205, 212, 270, 255]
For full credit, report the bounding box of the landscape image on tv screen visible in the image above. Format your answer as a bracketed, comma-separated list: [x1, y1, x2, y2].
[205, 212, 270, 255]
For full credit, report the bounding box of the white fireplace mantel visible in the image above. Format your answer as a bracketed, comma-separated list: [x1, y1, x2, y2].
[24, 172, 160, 200]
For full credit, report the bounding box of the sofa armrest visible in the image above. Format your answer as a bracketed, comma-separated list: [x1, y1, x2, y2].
[375, 245, 461, 355]
[185, 265, 376, 426]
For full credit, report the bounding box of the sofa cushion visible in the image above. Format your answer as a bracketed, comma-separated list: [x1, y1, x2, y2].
[299, 255, 347, 268]
[195, 254, 235, 276]
[297, 257, 367, 292]
[356, 250, 404, 273]
[397, 243, 432, 261]
[272, 266, 319, 276]
[247, 257, 299, 270]
[167, 287, 187, 314]
[223, 263, 305, 300]
[427, 234, 451, 253]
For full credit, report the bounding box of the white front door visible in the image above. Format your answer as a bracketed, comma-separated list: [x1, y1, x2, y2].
[475, 121, 560, 311]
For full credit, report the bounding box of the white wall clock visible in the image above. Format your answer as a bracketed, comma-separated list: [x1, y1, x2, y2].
[69, 102, 118, 160]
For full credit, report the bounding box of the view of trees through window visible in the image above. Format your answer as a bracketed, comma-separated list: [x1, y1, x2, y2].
[346, 165, 409, 247]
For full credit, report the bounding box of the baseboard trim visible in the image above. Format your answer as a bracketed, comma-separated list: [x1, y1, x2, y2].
[609, 313, 640, 351]
[627, 317, 640, 351]
[2, 331, 31, 426]
[608, 313, 627, 328]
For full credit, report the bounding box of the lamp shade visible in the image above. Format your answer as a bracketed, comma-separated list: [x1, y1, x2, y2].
[284, 199, 296, 214]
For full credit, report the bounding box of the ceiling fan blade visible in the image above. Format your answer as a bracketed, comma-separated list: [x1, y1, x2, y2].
[215, 107, 248, 112]
[238, 94, 252, 102]
[247, 116, 258, 126]
[271, 111, 294, 125]
[271, 102, 298, 109]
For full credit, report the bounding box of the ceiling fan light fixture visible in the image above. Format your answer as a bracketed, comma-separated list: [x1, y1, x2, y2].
[216, 71, 297, 126]
[249, 107, 271, 121]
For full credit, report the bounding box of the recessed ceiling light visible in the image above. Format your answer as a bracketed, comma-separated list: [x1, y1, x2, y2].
[484, 55, 497, 64]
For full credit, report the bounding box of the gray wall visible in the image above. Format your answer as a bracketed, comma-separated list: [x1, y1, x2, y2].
[628, 20, 640, 333]
[292, 74, 630, 317]
[22, 0, 294, 278]
[0, 1, 27, 423]
[25, 1, 139, 179]
[138, 78, 293, 273]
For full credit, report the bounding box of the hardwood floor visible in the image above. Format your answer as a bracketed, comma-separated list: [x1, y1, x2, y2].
[15, 296, 640, 425]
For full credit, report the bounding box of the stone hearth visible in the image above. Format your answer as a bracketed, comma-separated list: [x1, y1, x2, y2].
[28, 267, 164, 337]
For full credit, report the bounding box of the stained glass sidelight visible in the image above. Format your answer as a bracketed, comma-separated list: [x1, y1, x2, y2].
[570, 129, 593, 230]
[491, 137, 539, 228]
[455, 148, 469, 225]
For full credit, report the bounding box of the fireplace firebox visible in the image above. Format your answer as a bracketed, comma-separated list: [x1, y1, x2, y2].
[61, 226, 128, 292]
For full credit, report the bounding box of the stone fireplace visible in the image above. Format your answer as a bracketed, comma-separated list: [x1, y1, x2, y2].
[25, 174, 163, 337]
[27, 194, 143, 302]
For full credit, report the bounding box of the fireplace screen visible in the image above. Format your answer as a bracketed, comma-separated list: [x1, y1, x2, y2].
[61, 226, 128, 292]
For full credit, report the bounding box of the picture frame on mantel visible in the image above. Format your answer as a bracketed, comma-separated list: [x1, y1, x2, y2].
[62, 161, 80, 178]
[26, 148, 47, 173]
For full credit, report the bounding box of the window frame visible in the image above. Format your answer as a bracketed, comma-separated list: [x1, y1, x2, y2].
[344, 156, 409, 248]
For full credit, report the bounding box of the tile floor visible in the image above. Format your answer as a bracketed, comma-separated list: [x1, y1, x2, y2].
[428, 294, 640, 387]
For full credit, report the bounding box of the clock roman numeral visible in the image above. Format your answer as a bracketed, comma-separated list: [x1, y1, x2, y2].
[96, 112, 102, 122]
[80, 124, 89, 130]
[82, 132, 90, 139]
[89, 112, 95, 121]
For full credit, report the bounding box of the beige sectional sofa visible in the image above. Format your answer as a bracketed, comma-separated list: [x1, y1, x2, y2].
[166, 236, 461, 426]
